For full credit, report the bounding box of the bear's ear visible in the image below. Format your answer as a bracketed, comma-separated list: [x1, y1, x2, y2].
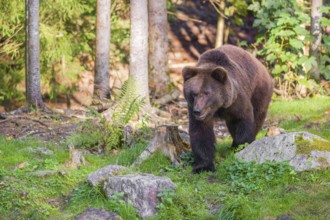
[182, 66, 198, 82]
[211, 67, 227, 83]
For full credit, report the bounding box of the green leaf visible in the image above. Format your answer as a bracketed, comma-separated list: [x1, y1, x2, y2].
[266, 53, 276, 62]
[278, 12, 290, 19]
[277, 18, 288, 26]
[239, 41, 248, 47]
[323, 36, 330, 44]
[276, 30, 295, 37]
[319, 6, 330, 13]
[247, 2, 260, 11]
[289, 39, 304, 49]
[272, 64, 285, 75]
[320, 65, 330, 80]
[277, 16, 299, 26]
[293, 26, 309, 36]
[304, 56, 317, 73]
[320, 17, 330, 26]
[298, 56, 309, 65]
[297, 13, 310, 23]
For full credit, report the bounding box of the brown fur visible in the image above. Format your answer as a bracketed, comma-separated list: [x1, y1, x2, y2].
[182, 45, 273, 173]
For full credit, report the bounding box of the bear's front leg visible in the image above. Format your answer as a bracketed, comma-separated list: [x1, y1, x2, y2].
[188, 110, 216, 173]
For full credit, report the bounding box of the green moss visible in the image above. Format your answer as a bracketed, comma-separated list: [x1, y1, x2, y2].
[295, 135, 330, 155]
[317, 157, 329, 166]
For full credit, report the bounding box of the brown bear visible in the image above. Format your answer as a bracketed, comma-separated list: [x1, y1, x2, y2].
[182, 45, 273, 173]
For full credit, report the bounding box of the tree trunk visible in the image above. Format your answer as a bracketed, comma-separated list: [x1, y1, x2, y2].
[215, 1, 226, 48]
[25, 0, 45, 109]
[129, 0, 150, 106]
[148, 0, 170, 97]
[310, 0, 323, 81]
[93, 0, 111, 102]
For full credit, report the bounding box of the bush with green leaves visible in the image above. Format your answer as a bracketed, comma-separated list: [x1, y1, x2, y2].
[210, 0, 249, 26]
[249, 0, 330, 97]
[319, 6, 330, 80]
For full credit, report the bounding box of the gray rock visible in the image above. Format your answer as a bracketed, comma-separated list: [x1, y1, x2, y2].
[30, 170, 58, 177]
[103, 174, 176, 218]
[35, 147, 54, 155]
[25, 146, 54, 155]
[277, 215, 292, 220]
[75, 208, 122, 220]
[87, 165, 127, 186]
[236, 132, 330, 171]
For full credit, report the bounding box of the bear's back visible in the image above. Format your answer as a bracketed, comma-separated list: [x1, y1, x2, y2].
[197, 45, 267, 82]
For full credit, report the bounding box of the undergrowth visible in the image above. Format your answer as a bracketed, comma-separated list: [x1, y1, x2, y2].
[216, 158, 296, 194]
[68, 77, 148, 154]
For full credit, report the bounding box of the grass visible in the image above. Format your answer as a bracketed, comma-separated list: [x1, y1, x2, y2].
[268, 96, 330, 139]
[0, 96, 329, 219]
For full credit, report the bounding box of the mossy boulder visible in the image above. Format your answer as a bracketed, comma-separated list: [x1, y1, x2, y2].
[235, 132, 330, 171]
[103, 174, 176, 218]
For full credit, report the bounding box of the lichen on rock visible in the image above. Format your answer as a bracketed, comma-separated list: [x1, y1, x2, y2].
[295, 135, 330, 155]
[235, 132, 330, 171]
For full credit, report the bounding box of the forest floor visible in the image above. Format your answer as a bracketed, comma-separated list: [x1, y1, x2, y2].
[0, 97, 232, 144]
[0, 97, 329, 219]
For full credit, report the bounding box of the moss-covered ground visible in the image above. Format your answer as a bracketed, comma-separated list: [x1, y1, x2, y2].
[0, 96, 329, 219]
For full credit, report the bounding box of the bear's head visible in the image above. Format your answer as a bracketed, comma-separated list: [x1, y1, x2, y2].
[182, 66, 237, 121]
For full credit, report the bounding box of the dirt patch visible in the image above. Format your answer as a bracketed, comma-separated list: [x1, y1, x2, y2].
[0, 100, 231, 144]
[0, 110, 85, 142]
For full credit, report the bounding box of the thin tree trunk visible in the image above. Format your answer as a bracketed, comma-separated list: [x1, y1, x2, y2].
[215, 1, 225, 48]
[129, 0, 150, 106]
[310, 0, 323, 81]
[25, 0, 44, 109]
[148, 0, 170, 97]
[93, 0, 111, 101]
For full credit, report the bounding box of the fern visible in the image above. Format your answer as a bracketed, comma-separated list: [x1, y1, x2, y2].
[105, 77, 145, 153]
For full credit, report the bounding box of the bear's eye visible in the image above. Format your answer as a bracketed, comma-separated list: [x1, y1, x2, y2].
[203, 91, 210, 96]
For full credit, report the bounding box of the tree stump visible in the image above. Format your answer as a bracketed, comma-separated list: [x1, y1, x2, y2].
[133, 125, 190, 166]
[65, 143, 86, 168]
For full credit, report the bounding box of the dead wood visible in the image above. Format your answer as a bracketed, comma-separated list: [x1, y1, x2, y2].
[89, 96, 114, 113]
[153, 89, 181, 105]
[65, 143, 86, 168]
[0, 119, 10, 124]
[133, 125, 190, 166]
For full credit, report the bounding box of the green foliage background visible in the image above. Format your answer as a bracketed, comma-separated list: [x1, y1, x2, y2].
[0, 0, 130, 109]
[249, 0, 330, 96]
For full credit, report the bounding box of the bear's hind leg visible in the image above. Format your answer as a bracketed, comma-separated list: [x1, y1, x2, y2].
[226, 118, 255, 147]
[251, 79, 273, 135]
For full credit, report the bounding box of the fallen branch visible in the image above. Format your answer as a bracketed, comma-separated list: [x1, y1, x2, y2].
[0, 119, 10, 124]
[167, 11, 203, 23]
[153, 89, 181, 106]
